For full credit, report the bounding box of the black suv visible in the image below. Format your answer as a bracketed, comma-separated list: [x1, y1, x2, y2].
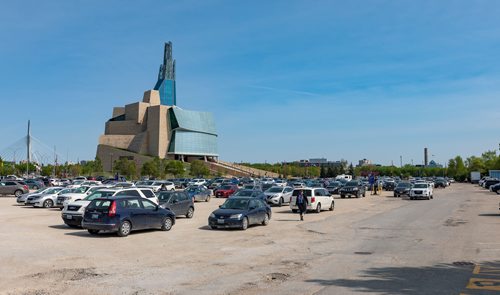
[82, 196, 175, 237]
[339, 181, 366, 198]
[394, 182, 412, 197]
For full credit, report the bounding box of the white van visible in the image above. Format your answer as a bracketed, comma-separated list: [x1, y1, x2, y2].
[290, 188, 334, 213]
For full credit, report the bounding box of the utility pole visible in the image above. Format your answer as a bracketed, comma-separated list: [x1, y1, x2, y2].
[400, 155, 403, 168]
[27, 120, 31, 177]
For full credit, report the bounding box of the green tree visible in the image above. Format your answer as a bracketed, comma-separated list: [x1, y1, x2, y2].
[141, 160, 160, 178]
[190, 160, 210, 177]
[114, 158, 137, 179]
[165, 160, 185, 177]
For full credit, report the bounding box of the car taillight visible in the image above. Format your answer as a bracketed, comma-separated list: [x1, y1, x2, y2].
[311, 197, 315, 203]
[23, 185, 28, 190]
[108, 201, 116, 217]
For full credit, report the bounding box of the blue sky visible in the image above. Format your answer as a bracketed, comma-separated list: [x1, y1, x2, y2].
[1, 0, 499, 166]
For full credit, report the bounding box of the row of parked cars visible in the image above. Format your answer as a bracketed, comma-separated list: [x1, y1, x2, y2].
[477, 177, 500, 210]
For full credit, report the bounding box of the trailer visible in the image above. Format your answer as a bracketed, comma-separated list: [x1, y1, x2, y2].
[470, 171, 481, 184]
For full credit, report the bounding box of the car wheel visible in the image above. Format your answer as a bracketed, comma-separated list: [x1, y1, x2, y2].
[14, 190, 22, 198]
[209, 225, 216, 230]
[341, 195, 345, 198]
[66, 224, 80, 229]
[171, 188, 175, 191]
[88, 229, 99, 235]
[329, 201, 334, 211]
[161, 217, 173, 231]
[205, 195, 210, 202]
[410, 197, 414, 200]
[316, 203, 321, 213]
[262, 213, 270, 226]
[363, 192, 366, 197]
[43, 199, 53, 208]
[394, 194, 398, 198]
[186, 207, 194, 219]
[33, 185, 38, 190]
[278, 198, 283, 207]
[241, 217, 248, 230]
[430, 195, 433, 199]
[117, 221, 132, 237]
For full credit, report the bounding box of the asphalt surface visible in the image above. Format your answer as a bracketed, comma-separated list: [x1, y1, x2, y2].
[0, 183, 499, 295]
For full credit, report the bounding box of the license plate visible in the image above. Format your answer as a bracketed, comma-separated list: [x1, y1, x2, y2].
[217, 219, 224, 224]
[66, 215, 72, 219]
[92, 214, 99, 219]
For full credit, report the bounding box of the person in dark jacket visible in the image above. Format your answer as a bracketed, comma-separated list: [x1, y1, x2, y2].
[296, 190, 309, 221]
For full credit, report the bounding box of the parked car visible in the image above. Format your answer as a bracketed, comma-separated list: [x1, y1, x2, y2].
[55, 186, 93, 209]
[394, 182, 412, 198]
[62, 188, 158, 227]
[0, 181, 29, 197]
[230, 189, 266, 201]
[409, 183, 434, 200]
[82, 196, 176, 237]
[214, 184, 239, 198]
[484, 179, 500, 189]
[185, 186, 211, 202]
[62, 189, 117, 227]
[383, 180, 396, 191]
[264, 186, 293, 206]
[290, 188, 334, 213]
[339, 181, 366, 198]
[326, 181, 342, 195]
[157, 191, 195, 218]
[17, 187, 54, 204]
[26, 187, 65, 208]
[24, 179, 45, 190]
[136, 180, 175, 192]
[490, 183, 500, 194]
[434, 178, 448, 188]
[188, 179, 207, 186]
[208, 197, 271, 230]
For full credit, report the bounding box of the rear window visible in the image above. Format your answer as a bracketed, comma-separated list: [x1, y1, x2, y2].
[87, 200, 111, 210]
[292, 190, 312, 197]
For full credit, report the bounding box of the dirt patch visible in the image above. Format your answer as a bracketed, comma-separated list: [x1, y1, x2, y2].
[443, 218, 468, 227]
[266, 272, 290, 282]
[28, 268, 106, 281]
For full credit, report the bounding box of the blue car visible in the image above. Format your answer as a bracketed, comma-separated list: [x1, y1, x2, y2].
[82, 196, 175, 237]
[208, 197, 271, 230]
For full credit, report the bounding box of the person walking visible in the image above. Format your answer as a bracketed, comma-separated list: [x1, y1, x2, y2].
[296, 190, 308, 221]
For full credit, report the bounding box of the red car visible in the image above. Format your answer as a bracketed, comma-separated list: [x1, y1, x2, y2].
[215, 185, 239, 198]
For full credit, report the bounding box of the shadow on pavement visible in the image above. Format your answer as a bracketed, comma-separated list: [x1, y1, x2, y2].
[304, 261, 499, 294]
[49, 224, 80, 230]
[478, 213, 500, 217]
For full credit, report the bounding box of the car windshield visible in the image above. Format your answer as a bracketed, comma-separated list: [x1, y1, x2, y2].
[158, 192, 174, 201]
[85, 191, 115, 201]
[220, 185, 232, 190]
[220, 198, 249, 210]
[186, 187, 201, 193]
[345, 181, 358, 187]
[266, 187, 283, 193]
[414, 183, 428, 188]
[136, 181, 154, 186]
[44, 188, 60, 194]
[397, 183, 411, 188]
[72, 187, 88, 194]
[234, 190, 252, 197]
[59, 189, 72, 194]
[35, 188, 47, 193]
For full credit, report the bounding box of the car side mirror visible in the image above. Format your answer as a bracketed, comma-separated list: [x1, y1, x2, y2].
[249, 206, 256, 210]
[155, 205, 159, 211]
[219, 205, 222, 208]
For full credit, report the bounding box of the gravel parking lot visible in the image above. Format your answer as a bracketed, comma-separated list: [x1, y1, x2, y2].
[1, 185, 498, 294]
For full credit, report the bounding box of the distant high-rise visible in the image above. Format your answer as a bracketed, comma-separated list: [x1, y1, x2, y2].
[154, 42, 176, 106]
[424, 147, 429, 166]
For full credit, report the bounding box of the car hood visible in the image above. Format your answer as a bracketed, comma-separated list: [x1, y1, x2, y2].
[60, 193, 87, 197]
[69, 200, 91, 206]
[212, 208, 247, 216]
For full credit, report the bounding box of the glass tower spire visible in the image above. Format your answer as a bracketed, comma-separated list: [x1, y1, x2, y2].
[154, 41, 177, 106]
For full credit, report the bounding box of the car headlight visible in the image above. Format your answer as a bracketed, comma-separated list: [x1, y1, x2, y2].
[209, 213, 215, 218]
[230, 214, 243, 219]
[353, 188, 358, 191]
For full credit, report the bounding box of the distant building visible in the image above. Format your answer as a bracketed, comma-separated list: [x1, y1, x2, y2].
[427, 160, 443, 168]
[286, 158, 347, 169]
[357, 158, 372, 167]
[96, 42, 218, 172]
